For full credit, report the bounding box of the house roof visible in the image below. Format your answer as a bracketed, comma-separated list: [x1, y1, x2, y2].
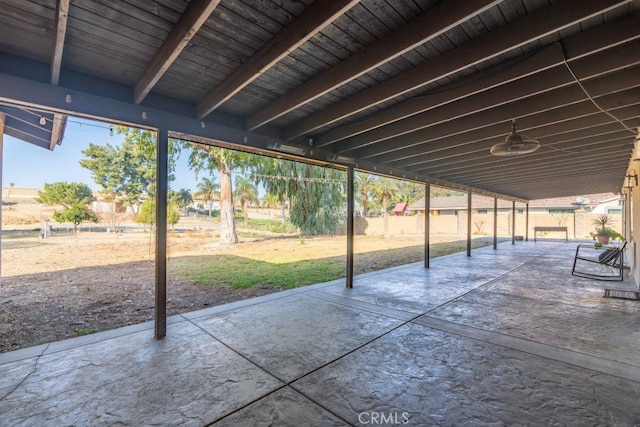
[393, 202, 408, 213]
[409, 193, 618, 210]
[1, 1, 639, 201]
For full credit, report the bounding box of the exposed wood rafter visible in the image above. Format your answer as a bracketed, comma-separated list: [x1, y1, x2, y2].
[247, 0, 502, 131]
[337, 48, 640, 155]
[50, 0, 69, 86]
[285, 0, 634, 140]
[196, 0, 361, 119]
[133, 0, 221, 105]
[49, 113, 66, 151]
[315, 13, 640, 147]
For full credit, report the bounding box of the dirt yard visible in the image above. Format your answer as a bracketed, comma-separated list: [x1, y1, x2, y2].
[1, 228, 448, 353]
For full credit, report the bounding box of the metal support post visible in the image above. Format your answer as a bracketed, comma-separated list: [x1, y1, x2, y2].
[346, 166, 354, 288]
[493, 197, 498, 250]
[467, 191, 472, 256]
[155, 128, 168, 339]
[424, 183, 430, 268]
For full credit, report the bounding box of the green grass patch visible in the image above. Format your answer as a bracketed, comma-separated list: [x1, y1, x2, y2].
[172, 255, 344, 289]
[170, 237, 502, 290]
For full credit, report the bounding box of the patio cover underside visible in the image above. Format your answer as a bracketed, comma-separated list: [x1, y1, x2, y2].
[1, 0, 639, 201]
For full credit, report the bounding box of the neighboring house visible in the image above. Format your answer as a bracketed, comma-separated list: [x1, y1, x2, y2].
[192, 194, 221, 211]
[408, 193, 621, 216]
[393, 202, 408, 216]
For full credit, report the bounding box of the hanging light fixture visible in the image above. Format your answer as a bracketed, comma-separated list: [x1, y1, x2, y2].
[490, 119, 540, 156]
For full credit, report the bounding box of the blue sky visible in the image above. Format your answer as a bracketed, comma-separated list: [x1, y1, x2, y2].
[3, 118, 209, 191]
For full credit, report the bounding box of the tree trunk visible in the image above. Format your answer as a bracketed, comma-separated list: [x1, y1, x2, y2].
[218, 161, 238, 244]
[243, 201, 248, 228]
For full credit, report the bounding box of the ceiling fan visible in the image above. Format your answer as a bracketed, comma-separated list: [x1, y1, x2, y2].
[490, 119, 540, 156]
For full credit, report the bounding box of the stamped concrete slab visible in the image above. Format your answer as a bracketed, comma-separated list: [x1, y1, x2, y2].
[212, 387, 347, 426]
[193, 294, 403, 382]
[0, 321, 282, 426]
[318, 264, 512, 314]
[427, 290, 640, 367]
[481, 270, 640, 314]
[294, 323, 640, 425]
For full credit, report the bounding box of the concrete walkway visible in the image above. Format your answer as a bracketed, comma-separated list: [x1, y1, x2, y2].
[2, 241, 640, 425]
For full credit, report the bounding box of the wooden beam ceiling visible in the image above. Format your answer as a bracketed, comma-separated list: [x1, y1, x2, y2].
[315, 15, 640, 148]
[196, 0, 360, 119]
[133, 0, 221, 105]
[405, 126, 637, 171]
[337, 57, 640, 155]
[246, 0, 502, 131]
[50, 0, 69, 86]
[284, 0, 634, 140]
[353, 84, 640, 163]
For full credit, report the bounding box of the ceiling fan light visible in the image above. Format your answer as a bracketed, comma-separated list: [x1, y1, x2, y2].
[490, 120, 540, 156]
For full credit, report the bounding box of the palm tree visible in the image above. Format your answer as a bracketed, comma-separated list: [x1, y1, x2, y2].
[234, 176, 258, 228]
[372, 177, 400, 236]
[195, 177, 219, 218]
[170, 188, 193, 211]
[355, 173, 375, 217]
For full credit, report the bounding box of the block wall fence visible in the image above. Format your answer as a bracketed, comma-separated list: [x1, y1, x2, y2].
[336, 210, 623, 240]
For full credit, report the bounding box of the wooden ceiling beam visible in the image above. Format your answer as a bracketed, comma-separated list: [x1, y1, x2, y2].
[196, 0, 360, 119]
[459, 159, 629, 187]
[246, 0, 502, 130]
[426, 141, 632, 179]
[133, 0, 221, 105]
[389, 112, 640, 169]
[313, 12, 640, 147]
[332, 44, 640, 153]
[400, 125, 629, 170]
[49, 113, 66, 151]
[49, 0, 70, 151]
[50, 0, 69, 86]
[284, 0, 634, 139]
[356, 84, 640, 163]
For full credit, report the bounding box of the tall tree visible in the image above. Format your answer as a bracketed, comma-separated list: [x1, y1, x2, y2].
[36, 182, 98, 233]
[254, 158, 345, 235]
[170, 188, 193, 210]
[234, 176, 258, 228]
[372, 177, 400, 236]
[185, 143, 252, 244]
[79, 127, 176, 213]
[136, 199, 180, 229]
[398, 181, 423, 205]
[195, 177, 219, 218]
[355, 173, 375, 217]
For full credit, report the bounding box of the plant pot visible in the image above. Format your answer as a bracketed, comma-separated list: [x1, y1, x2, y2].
[597, 235, 610, 245]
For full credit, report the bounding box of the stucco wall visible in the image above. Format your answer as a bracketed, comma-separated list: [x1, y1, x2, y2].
[336, 211, 623, 239]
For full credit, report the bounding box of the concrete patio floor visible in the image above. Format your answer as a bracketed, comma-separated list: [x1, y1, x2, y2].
[2, 241, 640, 425]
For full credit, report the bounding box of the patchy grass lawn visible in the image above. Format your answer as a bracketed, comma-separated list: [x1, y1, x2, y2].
[169, 236, 500, 289]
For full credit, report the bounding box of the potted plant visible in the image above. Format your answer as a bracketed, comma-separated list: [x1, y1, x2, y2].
[591, 214, 617, 244]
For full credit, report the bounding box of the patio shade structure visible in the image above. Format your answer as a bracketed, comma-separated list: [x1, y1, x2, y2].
[0, 0, 639, 336]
